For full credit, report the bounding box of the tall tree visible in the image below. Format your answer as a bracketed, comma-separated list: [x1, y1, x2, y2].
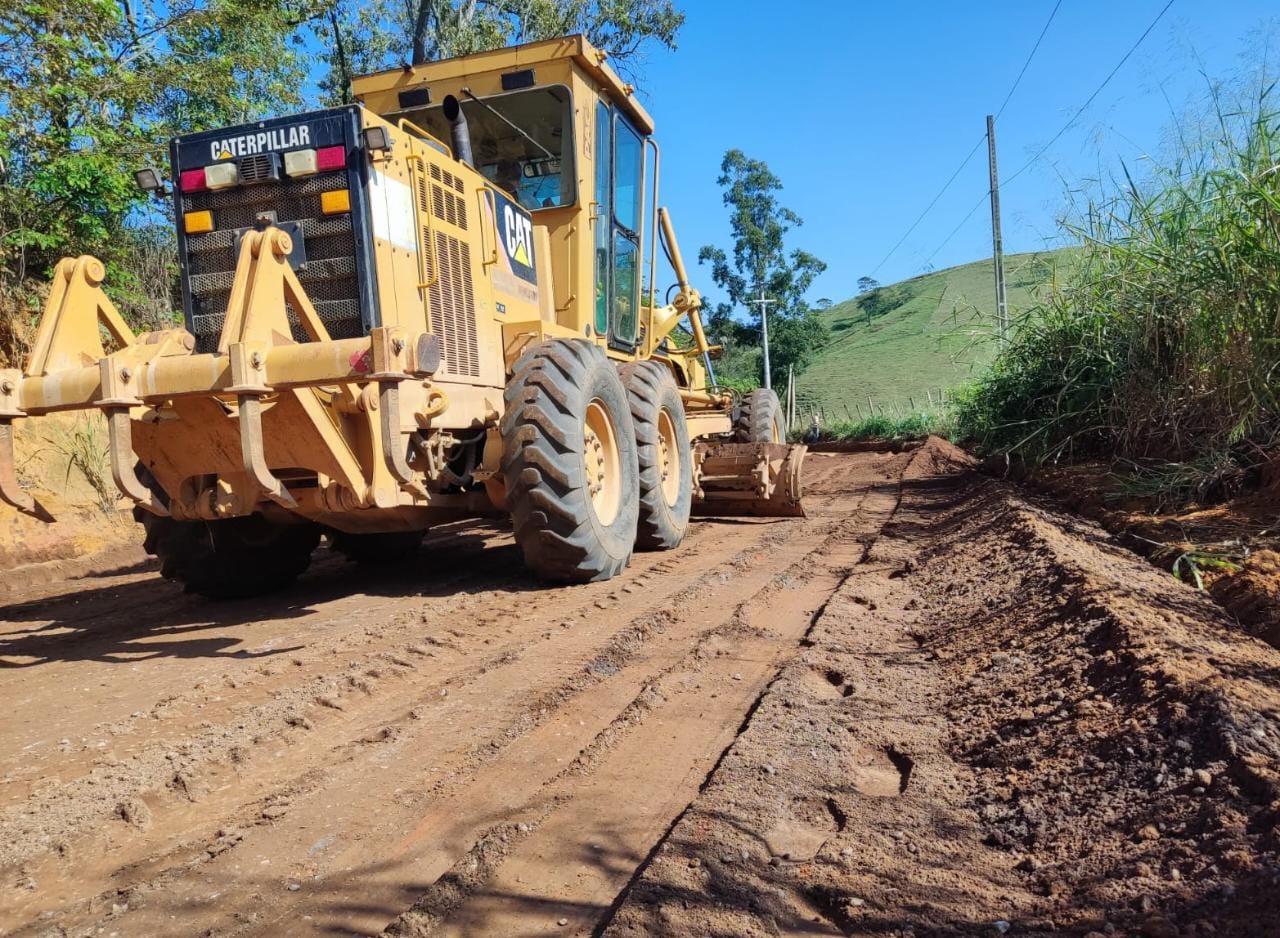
[0, 0, 317, 288]
[319, 0, 683, 103]
[697, 149, 827, 387]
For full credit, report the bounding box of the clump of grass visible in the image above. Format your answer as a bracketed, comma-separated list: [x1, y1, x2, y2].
[40, 415, 118, 513]
[808, 410, 952, 443]
[956, 77, 1280, 499]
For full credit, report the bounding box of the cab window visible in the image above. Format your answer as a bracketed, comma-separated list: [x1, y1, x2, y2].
[415, 85, 575, 211]
[613, 117, 643, 234]
[590, 105, 646, 350]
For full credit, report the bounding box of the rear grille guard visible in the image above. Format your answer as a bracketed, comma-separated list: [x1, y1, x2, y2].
[182, 172, 363, 352]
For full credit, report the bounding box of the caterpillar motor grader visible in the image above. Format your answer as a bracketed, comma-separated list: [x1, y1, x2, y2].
[0, 35, 805, 597]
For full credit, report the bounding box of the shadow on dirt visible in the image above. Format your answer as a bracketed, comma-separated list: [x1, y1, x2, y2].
[0, 522, 535, 668]
[0, 513, 796, 670]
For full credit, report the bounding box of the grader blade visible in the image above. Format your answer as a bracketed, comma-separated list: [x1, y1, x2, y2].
[691, 442, 806, 518]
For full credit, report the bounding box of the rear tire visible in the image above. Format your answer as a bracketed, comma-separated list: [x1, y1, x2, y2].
[501, 339, 639, 582]
[328, 530, 424, 565]
[620, 361, 692, 551]
[733, 388, 785, 443]
[139, 510, 320, 599]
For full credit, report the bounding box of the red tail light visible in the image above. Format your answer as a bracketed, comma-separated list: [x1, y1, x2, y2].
[316, 146, 347, 172]
[179, 168, 208, 193]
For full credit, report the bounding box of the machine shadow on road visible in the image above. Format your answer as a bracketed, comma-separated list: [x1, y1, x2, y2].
[0, 513, 813, 670]
[0, 523, 549, 668]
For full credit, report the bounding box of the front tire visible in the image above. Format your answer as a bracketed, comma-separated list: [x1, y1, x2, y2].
[501, 339, 639, 582]
[620, 361, 692, 551]
[734, 388, 786, 443]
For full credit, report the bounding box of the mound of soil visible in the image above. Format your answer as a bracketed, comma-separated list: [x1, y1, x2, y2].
[1024, 465, 1280, 651]
[605, 437, 1280, 937]
[0, 414, 135, 579]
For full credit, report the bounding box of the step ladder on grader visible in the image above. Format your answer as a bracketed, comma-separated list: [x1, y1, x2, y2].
[0, 35, 805, 597]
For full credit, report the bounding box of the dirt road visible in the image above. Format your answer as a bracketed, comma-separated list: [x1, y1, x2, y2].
[2, 445, 1277, 937]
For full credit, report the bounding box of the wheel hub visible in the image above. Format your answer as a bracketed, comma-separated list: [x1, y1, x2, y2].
[583, 399, 622, 525]
[657, 408, 680, 507]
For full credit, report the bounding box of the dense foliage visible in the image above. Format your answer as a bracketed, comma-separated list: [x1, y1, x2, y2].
[320, 0, 683, 104]
[955, 80, 1280, 482]
[0, 0, 684, 365]
[0, 0, 320, 346]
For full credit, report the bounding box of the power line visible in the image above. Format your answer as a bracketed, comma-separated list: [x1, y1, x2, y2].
[995, 0, 1064, 120]
[869, 1, 1064, 277]
[868, 134, 986, 277]
[921, 0, 1176, 269]
[1003, 0, 1176, 187]
[919, 192, 989, 271]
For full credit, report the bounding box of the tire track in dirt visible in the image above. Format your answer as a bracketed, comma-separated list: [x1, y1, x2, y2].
[0, 452, 907, 937]
[383, 453, 917, 937]
[1, 517, 784, 931]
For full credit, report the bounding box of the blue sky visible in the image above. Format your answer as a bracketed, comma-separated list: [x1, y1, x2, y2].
[630, 1, 1278, 307]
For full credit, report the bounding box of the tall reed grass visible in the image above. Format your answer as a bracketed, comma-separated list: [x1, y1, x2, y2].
[957, 80, 1280, 476]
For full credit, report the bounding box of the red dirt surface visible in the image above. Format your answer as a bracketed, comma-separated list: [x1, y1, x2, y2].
[1, 440, 1277, 937]
[1024, 464, 1280, 651]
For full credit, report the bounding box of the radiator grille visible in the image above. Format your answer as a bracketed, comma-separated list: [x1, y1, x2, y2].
[430, 233, 478, 378]
[182, 172, 361, 352]
[412, 154, 477, 378]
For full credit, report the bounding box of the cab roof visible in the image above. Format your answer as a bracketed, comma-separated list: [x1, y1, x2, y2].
[350, 34, 655, 136]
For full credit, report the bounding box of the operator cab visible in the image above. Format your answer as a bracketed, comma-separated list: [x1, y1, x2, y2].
[352, 36, 656, 355]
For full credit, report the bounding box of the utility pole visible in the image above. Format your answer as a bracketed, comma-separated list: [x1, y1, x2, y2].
[786, 363, 795, 428]
[750, 289, 777, 390]
[986, 114, 1009, 345]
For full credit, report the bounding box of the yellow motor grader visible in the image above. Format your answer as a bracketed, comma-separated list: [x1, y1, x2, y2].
[0, 35, 804, 597]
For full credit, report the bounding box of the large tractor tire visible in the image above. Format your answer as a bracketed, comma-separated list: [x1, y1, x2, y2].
[619, 360, 692, 551]
[733, 388, 786, 443]
[328, 530, 425, 565]
[501, 339, 639, 582]
[139, 510, 321, 599]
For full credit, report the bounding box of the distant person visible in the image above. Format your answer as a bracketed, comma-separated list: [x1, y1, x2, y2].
[803, 414, 820, 445]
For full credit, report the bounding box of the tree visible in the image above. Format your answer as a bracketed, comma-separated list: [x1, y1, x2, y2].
[0, 0, 317, 302]
[318, 0, 684, 102]
[815, 297, 833, 310]
[697, 149, 827, 387]
[857, 276, 879, 294]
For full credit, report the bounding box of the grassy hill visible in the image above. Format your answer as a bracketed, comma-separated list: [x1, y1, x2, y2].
[792, 250, 1067, 421]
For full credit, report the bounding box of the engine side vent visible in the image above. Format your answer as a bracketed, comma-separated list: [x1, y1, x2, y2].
[429, 181, 467, 229]
[429, 232, 478, 378]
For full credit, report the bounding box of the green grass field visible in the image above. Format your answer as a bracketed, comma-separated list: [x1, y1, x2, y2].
[791, 250, 1067, 422]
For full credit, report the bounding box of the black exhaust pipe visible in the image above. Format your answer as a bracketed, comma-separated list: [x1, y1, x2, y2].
[442, 95, 473, 167]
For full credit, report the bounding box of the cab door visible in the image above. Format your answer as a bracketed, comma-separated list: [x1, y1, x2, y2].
[592, 102, 644, 351]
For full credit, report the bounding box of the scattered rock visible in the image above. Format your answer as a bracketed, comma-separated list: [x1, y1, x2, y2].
[114, 798, 151, 830]
[1140, 915, 1177, 938]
